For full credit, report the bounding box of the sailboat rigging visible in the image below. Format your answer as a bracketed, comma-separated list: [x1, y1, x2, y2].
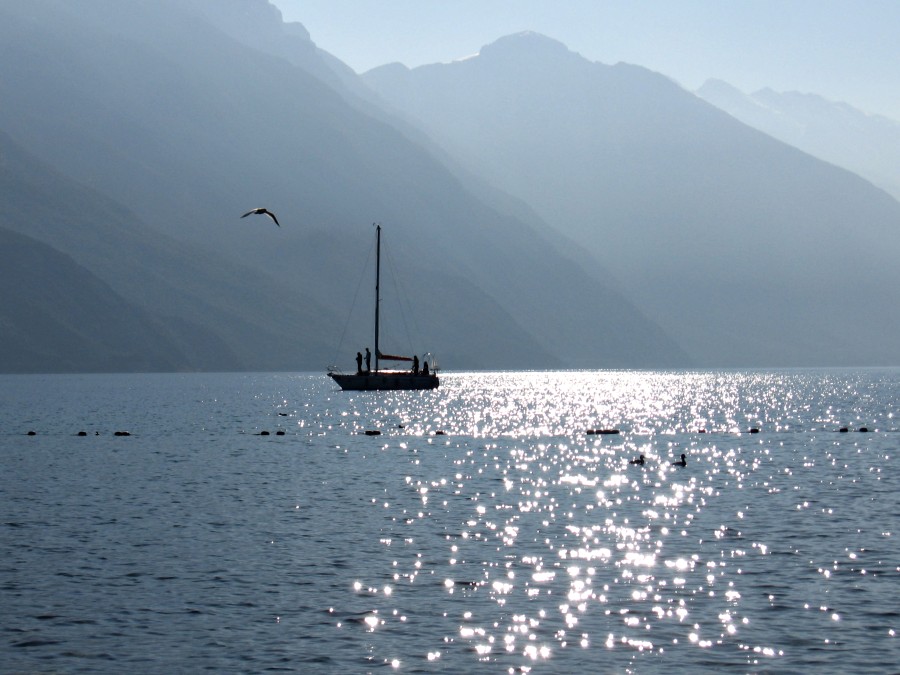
[328, 224, 439, 391]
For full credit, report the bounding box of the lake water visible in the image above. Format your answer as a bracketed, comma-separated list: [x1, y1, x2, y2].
[1, 369, 898, 673]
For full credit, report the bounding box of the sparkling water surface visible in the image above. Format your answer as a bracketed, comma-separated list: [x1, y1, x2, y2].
[1, 370, 898, 673]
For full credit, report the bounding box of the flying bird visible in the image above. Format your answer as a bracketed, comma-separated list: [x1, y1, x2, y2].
[240, 207, 280, 226]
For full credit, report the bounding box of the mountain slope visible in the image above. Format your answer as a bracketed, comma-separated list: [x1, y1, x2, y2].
[364, 32, 900, 366]
[0, 128, 339, 371]
[0, 226, 198, 373]
[0, 1, 687, 371]
[697, 78, 900, 201]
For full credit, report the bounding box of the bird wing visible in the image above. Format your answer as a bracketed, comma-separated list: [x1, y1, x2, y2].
[240, 208, 279, 225]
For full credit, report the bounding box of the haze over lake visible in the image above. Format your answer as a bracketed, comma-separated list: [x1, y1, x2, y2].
[1, 2, 899, 670]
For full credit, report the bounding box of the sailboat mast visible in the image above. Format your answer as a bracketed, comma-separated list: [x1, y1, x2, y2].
[374, 224, 381, 374]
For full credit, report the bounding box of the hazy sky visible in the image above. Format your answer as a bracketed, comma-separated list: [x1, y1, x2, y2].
[272, 0, 900, 120]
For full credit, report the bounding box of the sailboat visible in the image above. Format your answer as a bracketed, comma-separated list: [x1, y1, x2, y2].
[328, 224, 440, 391]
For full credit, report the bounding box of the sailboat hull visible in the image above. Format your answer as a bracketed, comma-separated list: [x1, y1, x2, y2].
[329, 371, 439, 391]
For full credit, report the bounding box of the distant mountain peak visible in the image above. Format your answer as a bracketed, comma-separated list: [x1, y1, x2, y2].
[697, 78, 743, 97]
[184, 0, 312, 45]
[479, 31, 576, 62]
[696, 78, 771, 114]
[696, 78, 900, 201]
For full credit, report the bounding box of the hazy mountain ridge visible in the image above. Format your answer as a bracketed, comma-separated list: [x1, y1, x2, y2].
[697, 78, 900, 201]
[179, 0, 373, 101]
[0, 128, 339, 372]
[0, 226, 193, 373]
[0, 1, 687, 372]
[364, 32, 900, 366]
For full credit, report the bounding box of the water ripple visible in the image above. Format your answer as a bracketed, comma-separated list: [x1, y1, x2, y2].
[1, 370, 898, 672]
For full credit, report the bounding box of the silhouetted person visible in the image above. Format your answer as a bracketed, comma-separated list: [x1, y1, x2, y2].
[672, 453, 687, 467]
[356, 351, 363, 374]
[629, 454, 645, 466]
[422, 361, 429, 376]
[413, 355, 420, 375]
[365, 348, 371, 373]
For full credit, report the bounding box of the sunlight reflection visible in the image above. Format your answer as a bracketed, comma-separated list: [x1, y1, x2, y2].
[334, 370, 898, 672]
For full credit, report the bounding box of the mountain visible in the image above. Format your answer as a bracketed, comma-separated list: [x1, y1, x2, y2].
[0, 128, 340, 372]
[364, 32, 900, 366]
[696, 79, 900, 202]
[0, 226, 196, 373]
[178, 0, 375, 102]
[0, 1, 686, 372]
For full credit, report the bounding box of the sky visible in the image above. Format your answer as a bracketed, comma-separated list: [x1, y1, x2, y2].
[272, 0, 900, 121]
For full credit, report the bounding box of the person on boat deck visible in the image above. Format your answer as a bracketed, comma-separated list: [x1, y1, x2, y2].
[365, 347, 372, 373]
[422, 361, 429, 376]
[356, 351, 363, 374]
[412, 355, 420, 375]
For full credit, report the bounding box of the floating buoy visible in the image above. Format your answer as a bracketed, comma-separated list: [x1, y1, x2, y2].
[275, 430, 285, 436]
[363, 430, 381, 436]
[26, 431, 36, 436]
[839, 427, 849, 433]
[258, 431, 270, 436]
[435, 430, 446, 436]
[114, 431, 131, 436]
[586, 429, 620, 435]
[749, 428, 760, 434]
[76, 431, 87, 436]
[858, 427, 869, 433]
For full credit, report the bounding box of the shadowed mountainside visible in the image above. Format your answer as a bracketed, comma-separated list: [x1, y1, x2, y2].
[0, 129, 337, 372]
[0, 226, 199, 373]
[0, 1, 687, 372]
[364, 32, 900, 366]
[697, 78, 900, 202]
